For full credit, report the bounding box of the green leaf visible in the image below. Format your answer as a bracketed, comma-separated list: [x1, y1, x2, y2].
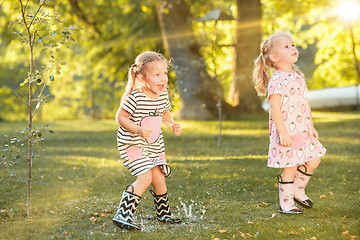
[49, 130, 55, 134]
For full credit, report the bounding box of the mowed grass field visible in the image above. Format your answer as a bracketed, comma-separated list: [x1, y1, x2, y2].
[0, 111, 359, 240]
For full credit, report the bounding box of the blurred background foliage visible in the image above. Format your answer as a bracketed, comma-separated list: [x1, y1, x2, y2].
[0, 0, 359, 121]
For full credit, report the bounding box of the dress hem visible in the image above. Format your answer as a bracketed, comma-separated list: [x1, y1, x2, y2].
[267, 149, 326, 168]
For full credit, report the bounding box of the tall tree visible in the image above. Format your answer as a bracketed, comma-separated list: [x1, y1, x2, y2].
[1, 0, 72, 217]
[228, 0, 262, 111]
[156, 0, 230, 119]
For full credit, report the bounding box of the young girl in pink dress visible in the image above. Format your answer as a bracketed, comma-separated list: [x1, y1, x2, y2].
[253, 33, 326, 214]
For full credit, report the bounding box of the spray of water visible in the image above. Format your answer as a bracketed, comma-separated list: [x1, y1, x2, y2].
[178, 198, 193, 218]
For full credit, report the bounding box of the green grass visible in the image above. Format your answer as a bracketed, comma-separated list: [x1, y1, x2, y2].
[0, 111, 359, 240]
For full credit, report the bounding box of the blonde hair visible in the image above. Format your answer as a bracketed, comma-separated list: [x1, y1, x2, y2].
[253, 32, 304, 97]
[121, 51, 167, 103]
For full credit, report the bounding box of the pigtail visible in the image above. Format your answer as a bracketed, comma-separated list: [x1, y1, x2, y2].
[121, 64, 138, 104]
[292, 64, 305, 79]
[253, 53, 270, 97]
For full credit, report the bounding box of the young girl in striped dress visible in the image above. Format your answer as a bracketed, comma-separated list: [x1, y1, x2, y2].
[112, 51, 182, 230]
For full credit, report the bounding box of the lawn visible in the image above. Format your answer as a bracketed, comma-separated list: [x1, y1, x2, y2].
[0, 111, 359, 240]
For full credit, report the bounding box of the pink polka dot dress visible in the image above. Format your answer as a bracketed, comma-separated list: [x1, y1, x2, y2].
[267, 70, 326, 168]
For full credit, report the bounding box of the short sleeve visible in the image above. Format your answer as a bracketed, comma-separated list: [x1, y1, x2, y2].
[121, 92, 137, 115]
[164, 94, 172, 112]
[268, 72, 286, 99]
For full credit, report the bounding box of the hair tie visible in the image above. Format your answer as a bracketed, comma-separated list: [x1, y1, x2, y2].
[260, 53, 265, 63]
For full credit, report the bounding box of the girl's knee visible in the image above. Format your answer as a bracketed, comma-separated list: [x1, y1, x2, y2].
[306, 158, 321, 167]
[283, 166, 297, 174]
[305, 158, 321, 172]
[137, 171, 152, 186]
[281, 166, 297, 181]
[151, 167, 166, 183]
[151, 166, 165, 177]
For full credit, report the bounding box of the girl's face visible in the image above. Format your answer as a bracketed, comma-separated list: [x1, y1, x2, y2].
[270, 35, 298, 70]
[140, 60, 168, 98]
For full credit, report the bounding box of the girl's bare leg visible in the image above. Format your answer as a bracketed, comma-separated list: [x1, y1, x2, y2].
[302, 158, 321, 174]
[281, 166, 297, 181]
[151, 166, 167, 195]
[131, 170, 152, 196]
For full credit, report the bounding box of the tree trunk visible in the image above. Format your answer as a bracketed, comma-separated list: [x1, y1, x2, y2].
[156, 0, 229, 119]
[20, 0, 36, 217]
[27, 35, 33, 218]
[20, 0, 47, 217]
[228, 0, 262, 111]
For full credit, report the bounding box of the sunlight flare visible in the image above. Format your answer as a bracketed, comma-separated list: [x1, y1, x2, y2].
[337, 0, 360, 21]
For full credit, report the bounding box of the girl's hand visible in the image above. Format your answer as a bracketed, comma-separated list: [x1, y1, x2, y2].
[279, 132, 292, 147]
[311, 126, 319, 139]
[170, 122, 182, 136]
[138, 126, 152, 139]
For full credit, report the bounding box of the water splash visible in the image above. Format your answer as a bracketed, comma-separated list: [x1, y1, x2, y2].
[178, 198, 194, 218]
[111, 198, 207, 233]
[176, 198, 206, 221]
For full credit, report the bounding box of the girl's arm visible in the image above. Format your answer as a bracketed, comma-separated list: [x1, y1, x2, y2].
[115, 107, 151, 139]
[306, 100, 319, 139]
[162, 111, 182, 136]
[269, 94, 292, 147]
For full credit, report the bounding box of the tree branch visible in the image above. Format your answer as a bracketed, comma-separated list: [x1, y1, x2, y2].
[14, 92, 28, 105]
[2, 166, 27, 184]
[218, 44, 236, 47]
[19, 0, 29, 31]
[35, 31, 49, 47]
[24, 0, 29, 13]
[32, 80, 48, 118]
[28, 1, 46, 29]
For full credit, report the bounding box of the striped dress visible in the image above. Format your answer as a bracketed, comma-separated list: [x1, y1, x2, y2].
[117, 90, 172, 177]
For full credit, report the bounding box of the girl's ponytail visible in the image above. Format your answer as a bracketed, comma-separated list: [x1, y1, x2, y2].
[253, 32, 292, 97]
[253, 53, 270, 97]
[292, 64, 305, 79]
[121, 64, 139, 104]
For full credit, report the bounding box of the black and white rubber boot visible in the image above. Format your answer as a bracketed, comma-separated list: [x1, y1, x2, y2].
[150, 189, 181, 223]
[112, 186, 141, 230]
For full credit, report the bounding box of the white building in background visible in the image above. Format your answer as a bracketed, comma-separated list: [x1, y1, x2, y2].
[262, 85, 360, 111]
